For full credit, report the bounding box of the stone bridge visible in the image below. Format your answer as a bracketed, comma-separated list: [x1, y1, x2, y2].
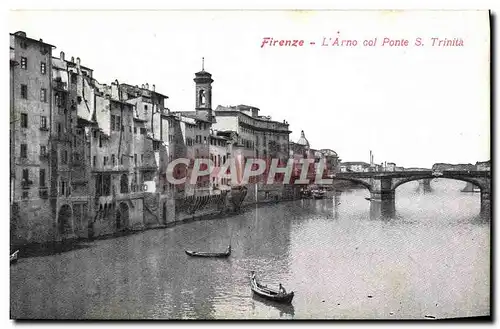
[332, 171, 491, 217]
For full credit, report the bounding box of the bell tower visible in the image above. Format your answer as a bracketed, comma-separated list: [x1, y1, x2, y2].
[194, 57, 214, 122]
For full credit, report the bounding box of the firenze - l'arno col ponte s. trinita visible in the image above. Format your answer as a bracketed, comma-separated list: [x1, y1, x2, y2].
[260, 36, 464, 48]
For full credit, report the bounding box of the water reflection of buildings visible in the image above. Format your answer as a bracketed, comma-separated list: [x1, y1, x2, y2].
[244, 204, 293, 276]
[333, 192, 341, 220]
[169, 222, 234, 319]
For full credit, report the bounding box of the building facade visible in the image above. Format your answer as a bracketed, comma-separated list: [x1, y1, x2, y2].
[9, 31, 341, 246]
[10, 31, 55, 244]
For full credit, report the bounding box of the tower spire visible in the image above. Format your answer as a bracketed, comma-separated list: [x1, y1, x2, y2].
[202, 57, 204, 71]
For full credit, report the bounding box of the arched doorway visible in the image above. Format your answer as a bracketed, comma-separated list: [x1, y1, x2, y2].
[116, 202, 130, 230]
[57, 204, 73, 239]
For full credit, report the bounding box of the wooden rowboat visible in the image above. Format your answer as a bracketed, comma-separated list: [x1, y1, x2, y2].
[185, 245, 231, 258]
[10, 250, 19, 264]
[250, 273, 294, 304]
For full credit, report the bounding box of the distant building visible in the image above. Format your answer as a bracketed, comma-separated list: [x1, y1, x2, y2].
[476, 160, 490, 171]
[385, 162, 397, 172]
[213, 104, 291, 162]
[339, 161, 371, 172]
[432, 163, 476, 171]
[289, 131, 317, 182]
[312, 149, 340, 175]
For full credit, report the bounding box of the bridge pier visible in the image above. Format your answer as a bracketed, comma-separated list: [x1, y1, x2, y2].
[370, 189, 395, 202]
[480, 190, 491, 219]
[370, 177, 396, 219]
[418, 179, 432, 193]
[369, 199, 396, 219]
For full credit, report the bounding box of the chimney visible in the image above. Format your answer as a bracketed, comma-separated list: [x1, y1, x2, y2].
[76, 57, 81, 66]
[71, 56, 75, 63]
[145, 83, 149, 90]
[152, 84, 155, 92]
[39, 39, 43, 43]
[60, 51, 65, 61]
[141, 84, 145, 89]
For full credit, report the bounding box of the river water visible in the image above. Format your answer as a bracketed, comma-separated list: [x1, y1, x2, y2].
[10, 179, 490, 319]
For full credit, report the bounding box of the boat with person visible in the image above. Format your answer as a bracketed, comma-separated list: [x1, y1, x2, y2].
[250, 271, 294, 304]
[185, 245, 231, 258]
[10, 250, 19, 264]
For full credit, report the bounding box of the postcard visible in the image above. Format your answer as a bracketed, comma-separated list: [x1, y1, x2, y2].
[9, 9, 490, 320]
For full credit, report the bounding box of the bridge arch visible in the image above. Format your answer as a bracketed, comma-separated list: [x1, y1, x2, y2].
[392, 175, 487, 192]
[331, 177, 373, 191]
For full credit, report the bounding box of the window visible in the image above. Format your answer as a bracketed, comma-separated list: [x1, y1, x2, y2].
[99, 135, 102, 148]
[103, 156, 108, 166]
[120, 155, 123, 165]
[71, 74, 77, 84]
[60, 181, 66, 196]
[93, 156, 96, 167]
[21, 57, 27, 69]
[141, 154, 144, 163]
[115, 115, 121, 131]
[93, 130, 98, 138]
[134, 127, 137, 134]
[21, 85, 27, 99]
[40, 88, 47, 102]
[40, 116, 47, 129]
[39, 169, 46, 187]
[20, 113, 28, 128]
[40, 145, 47, 157]
[40, 62, 46, 74]
[120, 174, 129, 193]
[22, 169, 29, 182]
[153, 141, 160, 151]
[20, 41, 27, 49]
[134, 154, 137, 166]
[111, 115, 115, 131]
[61, 150, 68, 164]
[57, 123, 62, 137]
[112, 154, 116, 165]
[20, 144, 27, 158]
[140, 128, 146, 135]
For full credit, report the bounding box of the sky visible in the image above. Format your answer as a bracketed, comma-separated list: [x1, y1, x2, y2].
[8, 10, 490, 168]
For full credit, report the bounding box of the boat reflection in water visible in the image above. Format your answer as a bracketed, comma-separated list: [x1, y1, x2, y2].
[251, 293, 295, 318]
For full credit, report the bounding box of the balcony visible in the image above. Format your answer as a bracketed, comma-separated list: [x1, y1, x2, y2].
[21, 180, 33, 189]
[39, 188, 48, 199]
[137, 164, 158, 172]
[39, 126, 49, 132]
[53, 79, 68, 92]
[39, 153, 49, 161]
